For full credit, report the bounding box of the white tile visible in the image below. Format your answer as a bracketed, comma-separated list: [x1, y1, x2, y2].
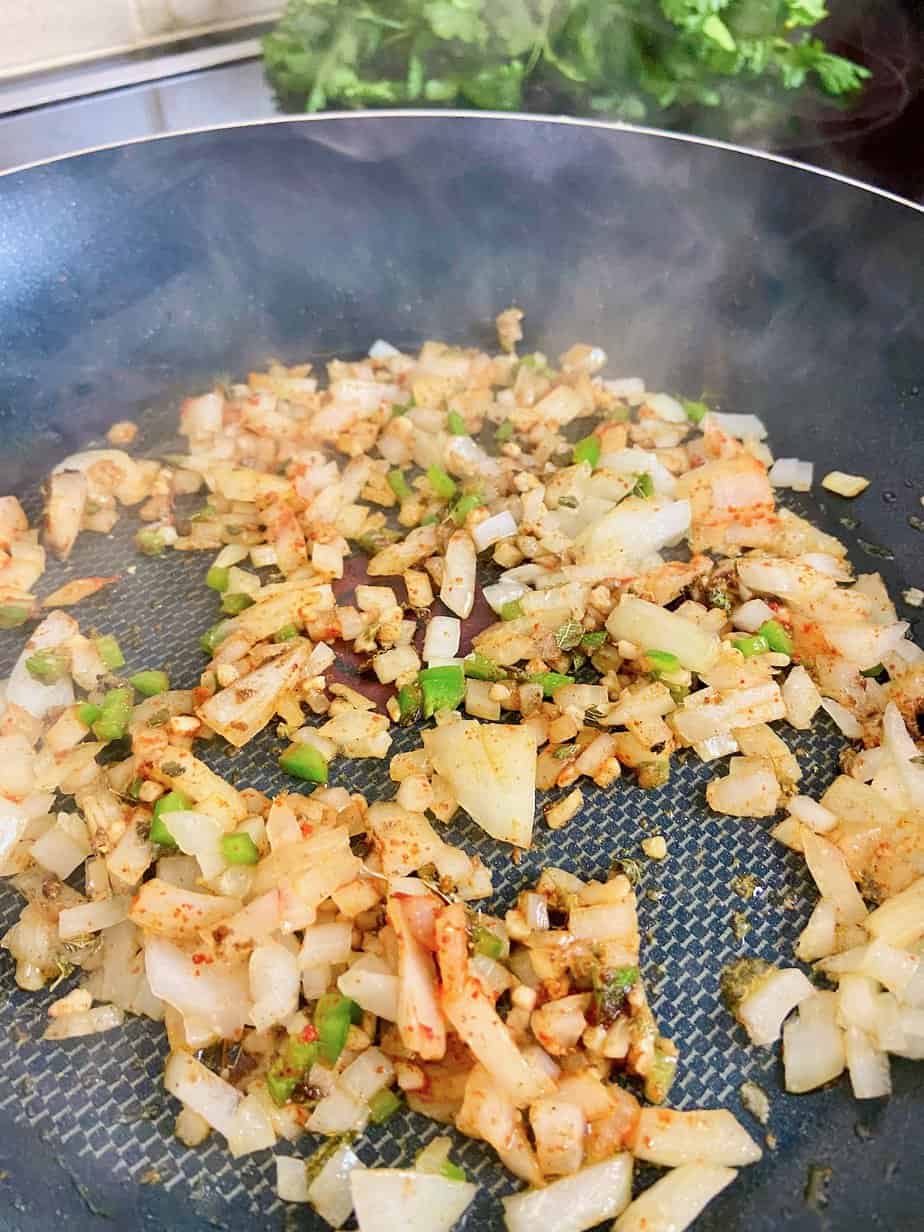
[135, 0, 280, 36]
[0, 1, 143, 75]
[133, 0, 172, 37]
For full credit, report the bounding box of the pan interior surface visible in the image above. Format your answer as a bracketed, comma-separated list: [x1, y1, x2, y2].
[0, 115, 922, 1232]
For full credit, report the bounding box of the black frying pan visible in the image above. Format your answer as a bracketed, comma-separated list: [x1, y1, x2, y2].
[0, 115, 922, 1232]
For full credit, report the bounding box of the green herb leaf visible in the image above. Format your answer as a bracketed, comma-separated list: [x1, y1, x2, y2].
[572, 435, 600, 469]
[446, 409, 468, 436]
[555, 619, 584, 652]
[631, 472, 654, 499]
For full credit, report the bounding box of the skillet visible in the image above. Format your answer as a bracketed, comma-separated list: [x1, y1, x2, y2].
[0, 113, 922, 1231]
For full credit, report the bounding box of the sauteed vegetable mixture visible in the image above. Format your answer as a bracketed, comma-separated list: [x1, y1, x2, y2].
[0, 312, 921, 1232]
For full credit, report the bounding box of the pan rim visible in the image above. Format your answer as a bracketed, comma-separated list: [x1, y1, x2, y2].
[3, 108, 923, 216]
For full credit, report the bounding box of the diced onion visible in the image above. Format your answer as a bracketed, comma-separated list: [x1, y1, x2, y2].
[787, 795, 836, 833]
[226, 1092, 276, 1158]
[250, 940, 300, 1030]
[503, 1155, 634, 1232]
[6, 612, 76, 718]
[614, 1163, 736, 1232]
[768, 458, 813, 491]
[472, 511, 518, 552]
[350, 1168, 477, 1232]
[802, 830, 867, 925]
[865, 878, 924, 947]
[705, 412, 768, 440]
[338, 956, 399, 1021]
[439, 531, 476, 620]
[424, 617, 461, 663]
[58, 895, 130, 940]
[299, 921, 353, 970]
[607, 596, 718, 673]
[820, 697, 862, 739]
[731, 598, 775, 633]
[631, 1109, 761, 1167]
[796, 899, 838, 962]
[276, 1156, 310, 1204]
[369, 339, 400, 359]
[423, 721, 537, 848]
[783, 991, 846, 1093]
[735, 967, 814, 1046]
[483, 580, 526, 614]
[524, 893, 550, 931]
[646, 393, 687, 423]
[307, 1085, 369, 1135]
[339, 1047, 395, 1103]
[43, 1004, 125, 1040]
[604, 378, 645, 399]
[145, 935, 250, 1041]
[308, 1143, 362, 1226]
[164, 1052, 241, 1138]
[845, 1025, 891, 1099]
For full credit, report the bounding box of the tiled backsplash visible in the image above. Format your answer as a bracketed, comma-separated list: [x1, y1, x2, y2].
[2, 0, 282, 77]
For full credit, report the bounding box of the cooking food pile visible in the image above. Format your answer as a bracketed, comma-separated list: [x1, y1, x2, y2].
[0, 311, 921, 1232]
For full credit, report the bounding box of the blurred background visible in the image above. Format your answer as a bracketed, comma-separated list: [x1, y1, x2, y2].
[1, 1, 922, 200]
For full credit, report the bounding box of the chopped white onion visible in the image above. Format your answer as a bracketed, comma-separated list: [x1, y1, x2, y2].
[782, 666, 823, 730]
[145, 935, 250, 1041]
[338, 956, 399, 1021]
[604, 377, 645, 399]
[299, 921, 353, 971]
[6, 611, 76, 718]
[308, 1143, 362, 1227]
[307, 1085, 369, 1135]
[787, 795, 837, 833]
[607, 595, 718, 673]
[845, 1025, 891, 1099]
[57, 895, 130, 940]
[865, 878, 924, 947]
[276, 1156, 310, 1204]
[482, 579, 526, 615]
[472, 510, 518, 552]
[783, 991, 846, 1093]
[632, 1108, 761, 1167]
[350, 1168, 477, 1232]
[164, 1052, 241, 1138]
[705, 411, 768, 440]
[694, 733, 740, 762]
[424, 616, 461, 663]
[802, 830, 868, 925]
[768, 458, 813, 491]
[524, 892, 550, 932]
[369, 339, 400, 359]
[614, 1163, 736, 1232]
[735, 967, 814, 1046]
[439, 531, 476, 620]
[250, 940, 300, 1030]
[503, 1154, 634, 1232]
[226, 1092, 276, 1158]
[731, 598, 775, 633]
[796, 899, 838, 962]
[423, 720, 537, 848]
[646, 393, 687, 423]
[821, 697, 862, 739]
[43, 1004, 125, 1040]
[339, 1047, 395, 1103]
[597, 448, 676, 496]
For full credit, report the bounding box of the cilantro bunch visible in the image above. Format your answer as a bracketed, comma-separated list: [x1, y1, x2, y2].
[263, 1, 870, 128]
